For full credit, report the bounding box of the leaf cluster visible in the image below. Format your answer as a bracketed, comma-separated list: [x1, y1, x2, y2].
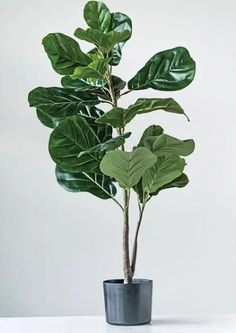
[28, 1, 196, 203]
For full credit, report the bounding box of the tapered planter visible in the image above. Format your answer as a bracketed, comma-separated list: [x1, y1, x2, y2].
[103, 279, 153, 326]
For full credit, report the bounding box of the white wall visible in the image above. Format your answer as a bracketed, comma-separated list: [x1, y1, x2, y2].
[0, 0, 236, 317]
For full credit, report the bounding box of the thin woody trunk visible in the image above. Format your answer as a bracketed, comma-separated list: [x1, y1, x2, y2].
[131, 204, 145, 277]
[123, 189, 132, 283]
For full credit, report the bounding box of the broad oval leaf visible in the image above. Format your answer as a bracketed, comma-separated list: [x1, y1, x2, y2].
[138, 125, 164, 146]
[72, 58, 110, 82]
[49, 115, 100, 173]
[36, 109, 65, 129]
[84, 1, 111, 33]
[141, 134, 195, 157]
[151, 173, 189, 196]
[100, 147, 157, 188]
[28, 87, 99, 118]
[74, 27, 130, 54]
[42, 33, 91, 75]
[61, 75, 107, 91]
[109, 12, 132, 65]
[128, 47, 196, 91]
[56, 166, 116, 199]
[142, 155, 185, 194]
[96, 107, 125, 128]
[96, 97, 186, 128]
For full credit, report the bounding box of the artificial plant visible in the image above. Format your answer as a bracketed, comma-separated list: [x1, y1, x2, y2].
[28, 1, 196, 283]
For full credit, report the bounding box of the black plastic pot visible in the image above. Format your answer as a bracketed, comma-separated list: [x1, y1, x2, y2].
[103, 279, 153, 326]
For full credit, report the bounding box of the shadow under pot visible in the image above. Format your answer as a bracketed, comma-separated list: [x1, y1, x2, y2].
[103, 279, 153, 326]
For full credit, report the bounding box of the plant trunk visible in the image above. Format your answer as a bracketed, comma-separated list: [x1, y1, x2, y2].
[123, 189, 132, 283]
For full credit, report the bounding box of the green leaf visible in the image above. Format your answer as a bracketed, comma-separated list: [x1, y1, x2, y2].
[141, 134, 195, 157]
[96, 98, 186, 128]
[100, 147, 157, 188]
[61, 75, 125, 101]
[109, 12, 132, 65]
[36, 109, 65, 129]
[42, 33, 91, 75]
[152, 173, 189, 196]
[56, 166, 116, 199]
[72, 58, 110, 81]
[74, 28, 130, 54]
[142, 155, 185, 194]
[96, 107, 125, 128]
[61, 75, 107, 91]
[49, 115, 100, 173]
[28, 87, 99, 118]
[138, 125, 164, 146]
[125, 98, 189, 122]
[84, 1, 111, 33]
[128, 47, 196, 91]
[77, 132, 131, 168]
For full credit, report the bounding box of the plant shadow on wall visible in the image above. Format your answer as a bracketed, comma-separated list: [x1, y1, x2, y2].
[28, 0, 195, 326]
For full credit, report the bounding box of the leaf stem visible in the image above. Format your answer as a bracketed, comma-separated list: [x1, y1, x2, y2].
[119, 89, 132, 98]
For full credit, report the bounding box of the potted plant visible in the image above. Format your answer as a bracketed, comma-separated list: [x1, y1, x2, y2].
[28, 0, 196, 326]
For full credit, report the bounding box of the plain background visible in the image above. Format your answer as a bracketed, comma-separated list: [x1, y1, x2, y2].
[0, 0, 236, 317]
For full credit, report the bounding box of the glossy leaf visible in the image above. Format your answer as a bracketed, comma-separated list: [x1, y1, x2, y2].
[142, 155, 185, 193]
[96, 98, 185, 128]
[138, 125, 164, 146]
[109, 12, 132, 65]
[72, 58, 110, 81]
[96, 107, 125, 128]
[56, 166, 116, 199]
[74, 27, 130, 54]
[28, 87, 99, 118]
[36, 109, 65, 129]
[61, 75, 107, 91]
[62, 75, 125, 100]
[49, 115, 100, 173]
[152, 173, 189, 196]
[125, 98, 188, 122]
[100, 147, 157, 188]
[42, 33, 91, 75]
[77, 132, 131, 169]
[84, 1, 111, 33]
[128, 47, 196, 91]
[141, 134, 195, 157]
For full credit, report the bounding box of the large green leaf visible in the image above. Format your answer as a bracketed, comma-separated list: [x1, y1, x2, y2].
[42, 33, 91, 75]
[74, 28, 130, 54]
[36, 109, 65, 129]
[56, 166, 116, 199]
[141, 134, 195, 157]
[96, 98, 186, 128]
[134, 172, 189, 202]
[72, 58, 110, 81]
[138, 125, 164, 146]
[61, 75, 125, 101]
[77, 132, 131, 168]
[100, 147, 157, 188]
[109, 12, 132, 65]
[49, 115, 100, 173]
[142, 155, 185, 194]
[152, 173, 189, 196]
[61, 75, 107, 92]
[49, 114, 116, 173]
[128, 47, 196, 91]
[84, 1, 111, 33]
[28, 87, 99, 118]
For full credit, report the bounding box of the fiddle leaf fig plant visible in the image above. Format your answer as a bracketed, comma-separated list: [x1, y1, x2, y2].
[28, 1, 196, 283]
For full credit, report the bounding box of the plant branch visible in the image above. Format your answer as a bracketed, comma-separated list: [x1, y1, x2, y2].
[119, 89, 132, 98]
[130, 198, 147, 277]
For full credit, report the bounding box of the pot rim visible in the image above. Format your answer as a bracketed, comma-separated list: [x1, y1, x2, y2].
[103, 278, 153, 285]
